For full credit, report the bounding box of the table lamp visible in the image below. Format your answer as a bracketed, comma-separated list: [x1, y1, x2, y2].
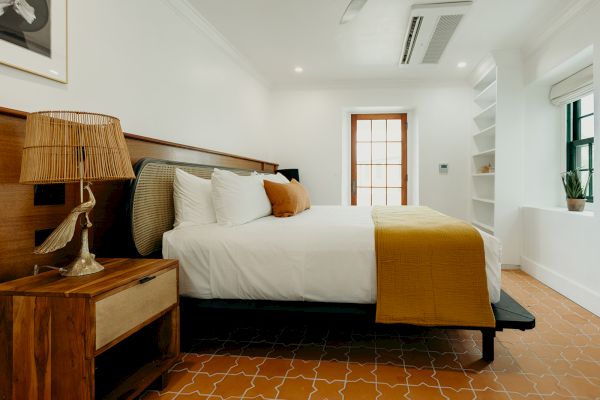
[20, 111, 135, 276]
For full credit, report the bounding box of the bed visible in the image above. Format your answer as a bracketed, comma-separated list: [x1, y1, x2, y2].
[163, 205, 502, 305]
[127, 158, 534, 361]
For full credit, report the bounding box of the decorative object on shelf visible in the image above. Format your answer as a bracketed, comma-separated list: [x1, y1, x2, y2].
[276, 168, 300, 182]
[0, 0, 68, 83]
[561, 170, 590, 212]
[480, 163, 494, 174]
[20, 111, 135, 276]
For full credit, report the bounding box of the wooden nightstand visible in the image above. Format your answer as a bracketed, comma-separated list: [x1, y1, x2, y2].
[0, 258, 179, 400]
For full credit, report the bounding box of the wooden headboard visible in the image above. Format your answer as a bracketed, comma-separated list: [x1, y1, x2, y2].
[0, 106, 277, 282]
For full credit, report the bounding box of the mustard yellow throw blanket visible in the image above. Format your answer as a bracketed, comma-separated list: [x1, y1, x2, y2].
[373, 206, 495, 328]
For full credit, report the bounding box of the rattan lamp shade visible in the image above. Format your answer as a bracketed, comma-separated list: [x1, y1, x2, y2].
[20, 111, 135, 184]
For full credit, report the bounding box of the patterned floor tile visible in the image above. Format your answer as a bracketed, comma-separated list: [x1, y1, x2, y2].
[277, 376, 315, 400]
[377, 382, 410, 399]
[311, 380, 345, 400]
[243, 376, 283, 399]
[315, 360, 350, 382]
[287, 359, 319, 379]
[140, 270, 600, 400]
[406, 383, 446, 399]
[374, 363, 407, 385]
[339, 379, 378, 399]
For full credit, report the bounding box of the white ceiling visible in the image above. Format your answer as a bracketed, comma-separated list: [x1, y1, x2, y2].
[187, 0, 579, 87]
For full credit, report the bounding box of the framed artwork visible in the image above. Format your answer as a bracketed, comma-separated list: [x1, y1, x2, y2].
[0, 0, 67, 83]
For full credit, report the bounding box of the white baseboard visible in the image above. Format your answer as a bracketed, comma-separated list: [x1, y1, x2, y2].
[521, 256, 600, 317]
[501, 264, 521, 270]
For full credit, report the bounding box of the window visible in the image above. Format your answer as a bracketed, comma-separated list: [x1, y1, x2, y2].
[350, 114, 407, 206]
[566, 93, 594, 202]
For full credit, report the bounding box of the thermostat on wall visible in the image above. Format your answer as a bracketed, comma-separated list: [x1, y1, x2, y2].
[439, 163, 449, 174]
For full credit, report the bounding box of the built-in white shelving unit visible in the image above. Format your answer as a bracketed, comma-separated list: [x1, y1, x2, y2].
[474, 124, 496, 138]
[470, 66, 497, 235]
[472, 197, 495, 204]
[473, 148, 496, 157]
[468, 51, 524, 266]
[472, 220, 495, 234]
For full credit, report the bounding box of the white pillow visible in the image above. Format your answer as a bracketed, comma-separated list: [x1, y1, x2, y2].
[173, 169, 216, 227]
[261, 172, 290, 184]
[211, 168, 272, 226]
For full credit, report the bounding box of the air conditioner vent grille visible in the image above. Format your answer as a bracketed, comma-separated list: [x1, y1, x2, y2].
[422, 14, 463, 64]
[401, 16, 423, 64]
[398, 1, 472, 66]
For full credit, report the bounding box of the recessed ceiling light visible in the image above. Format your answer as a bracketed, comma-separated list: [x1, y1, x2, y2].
[457, 61, 467, 68]
[294, 66, 304, 73]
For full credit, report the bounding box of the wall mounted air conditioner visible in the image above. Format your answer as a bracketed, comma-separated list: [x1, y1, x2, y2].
[399, 1, 472, 65]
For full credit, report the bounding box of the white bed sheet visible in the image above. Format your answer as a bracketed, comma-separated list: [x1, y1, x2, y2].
[163, 206, 502, 304]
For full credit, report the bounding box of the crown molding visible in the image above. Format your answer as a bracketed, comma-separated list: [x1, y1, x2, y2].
[271, 77, 470, 91]
[522, 0, 596, 57]
[164, 0, 271, 88]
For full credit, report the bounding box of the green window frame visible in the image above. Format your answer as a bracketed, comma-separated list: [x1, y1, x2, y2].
[566, 96, 594, 202]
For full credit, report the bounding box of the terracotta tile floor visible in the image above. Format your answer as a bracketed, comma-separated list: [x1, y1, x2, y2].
[141, 271, 600, 399]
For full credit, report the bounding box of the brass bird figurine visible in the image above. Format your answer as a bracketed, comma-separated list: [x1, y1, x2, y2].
[34, 184, 96, 254]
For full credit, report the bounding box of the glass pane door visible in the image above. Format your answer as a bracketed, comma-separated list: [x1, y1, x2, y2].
[351, 114, 407, 206]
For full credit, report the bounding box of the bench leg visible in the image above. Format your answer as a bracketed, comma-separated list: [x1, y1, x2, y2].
[481, 329, 496, 362]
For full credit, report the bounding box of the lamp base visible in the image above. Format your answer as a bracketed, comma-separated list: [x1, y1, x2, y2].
[59, 224, 104, 277]
[60, 253, 104, 277]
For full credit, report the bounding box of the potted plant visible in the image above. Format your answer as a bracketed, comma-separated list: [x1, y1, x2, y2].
[561, 170, 590, 211]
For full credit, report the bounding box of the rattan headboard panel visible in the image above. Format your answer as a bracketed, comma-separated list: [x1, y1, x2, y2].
[128, 158, 254, 256]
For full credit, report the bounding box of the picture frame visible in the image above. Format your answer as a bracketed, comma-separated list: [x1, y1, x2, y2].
[0, 0, 68, 83]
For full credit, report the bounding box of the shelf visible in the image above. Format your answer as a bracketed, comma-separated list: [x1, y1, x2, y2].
[474, 124, 496, 138]
[99, 356, 178, 400]
[474, 80, 497, 108]
[472, 173, 495, 177]
[474, 67, 497, 92]
[473, 102, 496, 123]
[472, 220, 495, 233]
[473, 148, 496, 157]
[472, 197, 495, 204]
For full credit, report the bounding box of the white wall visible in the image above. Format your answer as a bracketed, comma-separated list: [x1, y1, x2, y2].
[521, 2, 600, 315]
[522, 84, 564, 207]
[522, 208, 599, 316]
[270, 84, 473, 220]
[0, 0, 272, 162]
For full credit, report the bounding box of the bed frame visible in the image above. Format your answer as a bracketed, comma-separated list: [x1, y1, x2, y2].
[127, 157, 535, 361]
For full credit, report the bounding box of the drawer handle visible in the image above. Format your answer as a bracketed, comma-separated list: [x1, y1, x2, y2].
[139, 276, 156, 284]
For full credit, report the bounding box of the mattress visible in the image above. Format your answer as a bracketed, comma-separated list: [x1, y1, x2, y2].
[162, 205, 502, 304]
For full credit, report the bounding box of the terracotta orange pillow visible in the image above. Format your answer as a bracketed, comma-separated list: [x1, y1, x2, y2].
[263, 179, 311, 217]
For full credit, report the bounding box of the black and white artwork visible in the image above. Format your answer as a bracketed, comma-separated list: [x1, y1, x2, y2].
[0, 0, 50, 57]
[0, 0, 66, 82]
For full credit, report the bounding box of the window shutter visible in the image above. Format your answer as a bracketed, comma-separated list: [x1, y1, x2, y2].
[550, 65, 593, 106]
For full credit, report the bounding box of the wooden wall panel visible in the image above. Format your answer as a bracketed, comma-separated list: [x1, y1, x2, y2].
[0, 107, 278, 282]
[0, 296, 13, 400]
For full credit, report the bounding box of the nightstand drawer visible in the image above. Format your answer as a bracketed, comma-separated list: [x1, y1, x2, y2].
[95, 268, 177, 350]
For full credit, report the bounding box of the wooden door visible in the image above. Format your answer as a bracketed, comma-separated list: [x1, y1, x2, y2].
[351, 114, 408, 206]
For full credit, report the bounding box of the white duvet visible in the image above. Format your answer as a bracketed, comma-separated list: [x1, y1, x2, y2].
[163, 206, 502, 304]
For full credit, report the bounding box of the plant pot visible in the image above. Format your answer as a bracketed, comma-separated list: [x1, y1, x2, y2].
[566, 198, 586, 212]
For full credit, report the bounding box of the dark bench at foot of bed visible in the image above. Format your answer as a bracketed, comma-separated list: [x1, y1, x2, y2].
[481, 290, 536, 361]
[180, 289, 535, 362]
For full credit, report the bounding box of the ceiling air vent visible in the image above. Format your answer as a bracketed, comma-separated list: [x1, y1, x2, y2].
[400, 1, 472, 65]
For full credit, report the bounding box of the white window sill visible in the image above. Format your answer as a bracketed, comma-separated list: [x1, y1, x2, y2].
[521, 205, 594, 217]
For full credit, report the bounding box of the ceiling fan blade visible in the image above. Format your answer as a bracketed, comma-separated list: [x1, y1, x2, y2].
[340, 0, 368, 24]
